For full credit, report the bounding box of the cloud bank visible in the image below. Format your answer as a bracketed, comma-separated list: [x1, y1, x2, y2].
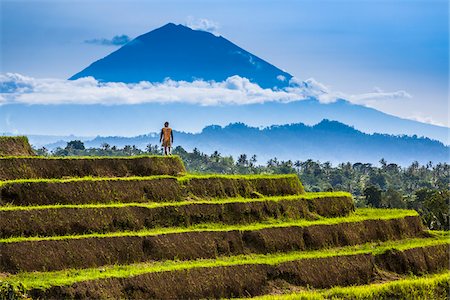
[185, 17, 220, 36]
[0, 73, 411, 108]
[85, 35, 131, 46]
[286, 79, 412, 105]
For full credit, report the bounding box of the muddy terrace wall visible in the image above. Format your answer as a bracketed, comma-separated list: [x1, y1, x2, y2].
[0, 216, 424, 273]
[0, 136, 35, 156]
[29, 244, 449, 299]
[0, 156, 186, 180]
[0, 175, 304, 205]
[0, 195, 354, 238]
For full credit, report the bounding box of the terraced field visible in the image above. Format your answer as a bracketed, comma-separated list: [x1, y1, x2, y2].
[0, 153, 449, 299]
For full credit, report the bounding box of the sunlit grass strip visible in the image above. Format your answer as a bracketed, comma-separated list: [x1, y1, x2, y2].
[249, 271, 450, 300]
[178, 174, 300, 181]
[0, 208, 417, 243]
[0, 175, 176, 185]
[0, 155, 179, 159]
[0, 136, 28, 140]
[0, 173, 300, 185]
[3, 233, 448, 290]
[0, 192, 352, 211]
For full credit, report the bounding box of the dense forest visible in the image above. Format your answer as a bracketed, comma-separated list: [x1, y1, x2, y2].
[35, 141, 449, 231]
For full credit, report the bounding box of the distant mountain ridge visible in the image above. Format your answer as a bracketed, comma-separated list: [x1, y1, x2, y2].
[2, 98, 448, 144]
[70, 23, 292, 88]
[33, 119, 448, 166]
[63, 23, 450, 144]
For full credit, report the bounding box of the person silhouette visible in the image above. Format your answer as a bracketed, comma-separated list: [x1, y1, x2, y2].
[160, 121, 174, 155]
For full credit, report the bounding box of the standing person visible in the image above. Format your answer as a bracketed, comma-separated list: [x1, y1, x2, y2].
[160, 121, 174, 155]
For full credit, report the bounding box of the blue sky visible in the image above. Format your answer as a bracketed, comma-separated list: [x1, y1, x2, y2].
[0, 0, 448, 128]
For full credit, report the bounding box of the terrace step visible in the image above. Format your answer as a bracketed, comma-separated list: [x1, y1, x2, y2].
[0, 175, 304, 206]
[249, 271, 450, 300]
[0, 136, 35, 157]
[3, 235, 448, 299]
[0, 151, 442, 300]
[0, 156, 186, 180]
[0, 209, 425, 273]
[0, 193, 354, 238]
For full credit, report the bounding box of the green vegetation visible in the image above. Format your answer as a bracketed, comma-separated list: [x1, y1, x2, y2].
[168, 149, 450, 231]
[36, 142, 154, 157]
[0, 208, 418, 243]
[65, 140, 85, 151]
[34, 142, 450, 230]
[0, 175, 175, 185]
[1, 140, 446, 299]
[0, 154, 173, 160]
[0, 191, 354, 239]
[0, 136, 35, 156]
[413, 189, 449, 231]
[0, 155, 186, 181]
[0, 136, 29, 141]
[0, 173, 304, 206]
[177, 151, 449, 230]
[250, 271, 450, 300]
[179, 173, 300, 180]
[0, 192, 351, 211]
[2, 233, 448, 290]
[0, 173, 299, 185]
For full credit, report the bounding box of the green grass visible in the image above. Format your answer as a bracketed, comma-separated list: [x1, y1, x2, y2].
[0, 173, 299, 185]
[0, 154, 181, 160]
[0, 192, 352, 211]
[0, 136, 29, 142]
[0, 208, 417, 243]
[0, 174, 177, 185]
[178, 173, 299, 181]
[2, 232, 448, 290]
[0, 136, 33, 156]
[247, 271, 450, 300]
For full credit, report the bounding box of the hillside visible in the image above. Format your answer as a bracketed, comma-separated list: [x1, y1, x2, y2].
[2, 99, 448, 145]
[1, 154, 449, 299]
[70, 23, 292, 89]
[77, 120, 449, 165]
[0, 136, 35, 156]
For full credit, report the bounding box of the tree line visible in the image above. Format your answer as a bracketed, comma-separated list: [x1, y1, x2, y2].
[35, 141, 449, 230]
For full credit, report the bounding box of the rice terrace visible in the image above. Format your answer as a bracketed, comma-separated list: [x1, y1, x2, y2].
[1, 0, 449, 298]
[0, 136, 447, 299]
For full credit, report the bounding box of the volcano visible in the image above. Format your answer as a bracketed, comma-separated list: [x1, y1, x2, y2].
[70, 23, 292, 88]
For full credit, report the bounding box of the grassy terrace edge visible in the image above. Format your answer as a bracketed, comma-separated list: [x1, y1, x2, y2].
[3, 232, 448, 290]
[0, 155, 182, 159]
[0, 136, 35, 157]
[248, 271, 450, 300]
[0, 173, 300, 185]
[0, 192, 351, 211]
[0, 208, 417, 243]
[0, 173, 305, 206]
[0, 155, 187, 180]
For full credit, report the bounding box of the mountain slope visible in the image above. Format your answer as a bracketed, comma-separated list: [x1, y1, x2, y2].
[2, 99, 448, 144]
[80, 120, 449, 165]
[70, 23, 292, 88]
[63, 22, 450, 144]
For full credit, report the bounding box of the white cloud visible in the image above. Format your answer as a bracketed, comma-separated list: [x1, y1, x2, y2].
[185, 17, 220, 36]
[286, 78, 412, 105]
[85, 35, 131, 46]
[345, 87, 412, 106]
[0, 73, 412, 108]
[408, 114, 447, 127]
[0, 73, 300, 106]
[276, 75, 286, 82]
